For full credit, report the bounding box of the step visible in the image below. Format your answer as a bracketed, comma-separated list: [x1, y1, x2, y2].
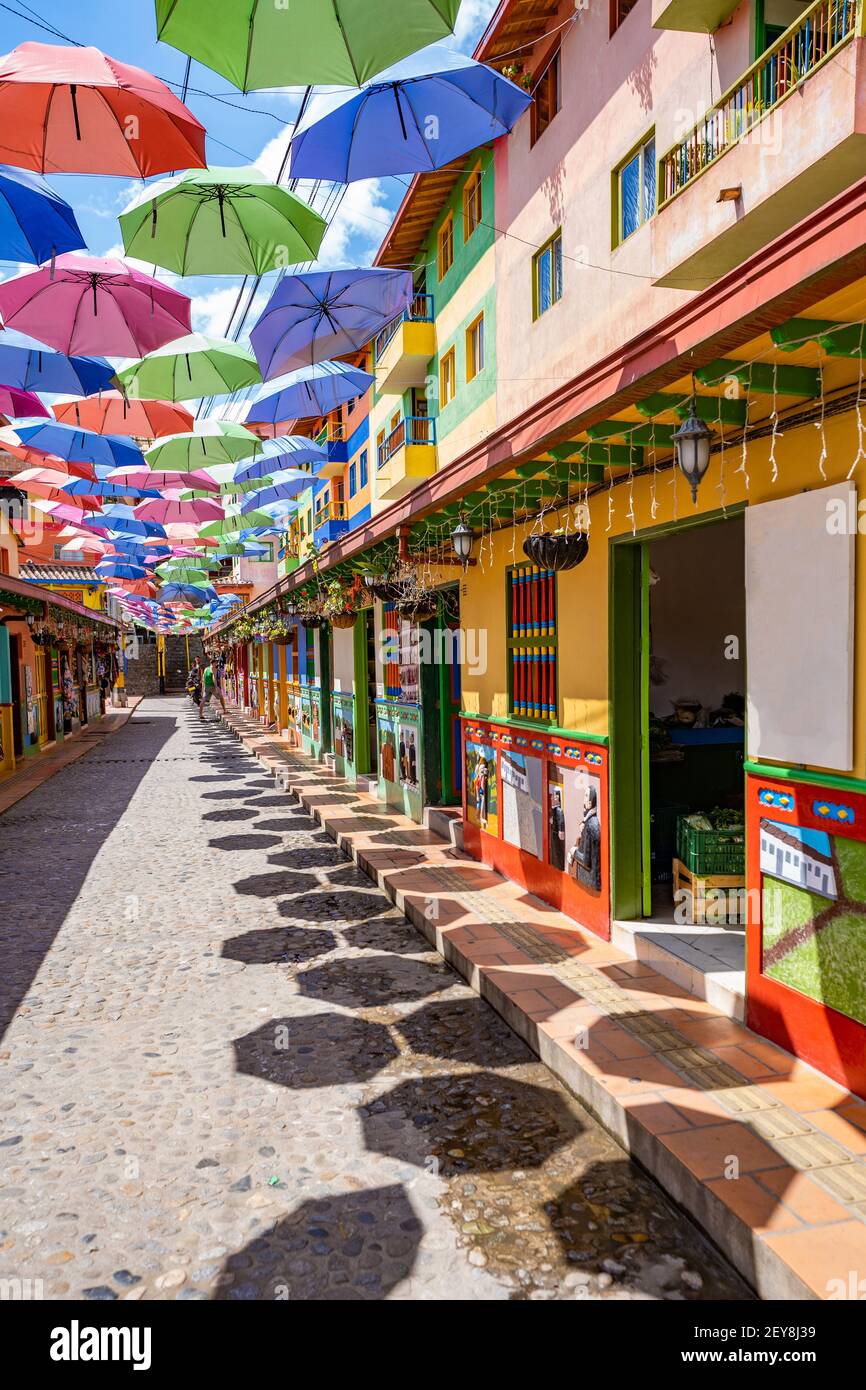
[611, 917, 746, 1021]
[424, 805, 465, 852]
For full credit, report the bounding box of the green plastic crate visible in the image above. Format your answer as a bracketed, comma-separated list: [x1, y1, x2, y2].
[677, 815, 745, 876]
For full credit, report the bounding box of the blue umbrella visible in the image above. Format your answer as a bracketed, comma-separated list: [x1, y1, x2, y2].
[90, 505, 167, 538]
[251, 268, 412, 380]
[95, 559, 148, 580]
[234, 439, 323, 481]
[63, 478, 161, 499]
[161, 582, 217, 604]
[0, 165, 86, 265]
[12, 421, 142, 471]
[0, 341, 115, 395]
[108, 537, 170, 557]
[240, 481, 306, 513]
[245, 362, 373, 425]
[289, 46, 531, 183]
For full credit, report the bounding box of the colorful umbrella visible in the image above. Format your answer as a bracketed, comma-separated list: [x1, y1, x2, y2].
[145, 422, 261, 473]
[160, 581, 217, 604]
[134, 497, 224, 525]
[106, 466, 219, 492]
[52, 393, 194, 439]
[251, 269, 412, 379]
[198, 509, 276, 537]
[63, 477, 160, 500]
[0, 163, 85, 263]
[290, 47, 531, 182]
[0, 384, 49, 419]
[245, 360, 374, 424]
[234, 436, 325, 481]
[89, 505, 167, 537]
[154, 0, 462, 90]
[10, 421, 142, 470]
[117, 333, 260, 402]
[0, 42, 206, 176]
[95, 558, 148, 580]
[240, 476, 309, 511]
[119, 167, 327, 276]
[0, 254, 192, 357]
[155, 561, 209, 582]
[0, 342, 115, 395]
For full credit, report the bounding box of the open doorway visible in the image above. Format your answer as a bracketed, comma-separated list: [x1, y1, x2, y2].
[611, 511, 746, 981]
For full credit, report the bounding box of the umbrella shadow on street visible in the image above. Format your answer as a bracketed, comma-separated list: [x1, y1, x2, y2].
[394, 998, 532, 1068]
[213, 1184, 422, 1301]
[295, 953, 454, 1009]
[201, 806, 260, 823]
[208, 832, 283, 852]
[233, 1012, 399, 1089]
[222, 925, 337, 967]
[342, 917, 439, 957]
[278, 889, 386, 924]
[233, 869, 321, 898]
[266, 845, 346, 869]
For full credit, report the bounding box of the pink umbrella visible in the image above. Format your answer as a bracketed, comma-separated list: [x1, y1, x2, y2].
[0, 254, 191, 356]
[0, 42, 206, 177]
[0, 384, 49, 418]
[105, 466, 219, 492]
[30, 498, 102, 524]
[134, 497, 224, 525]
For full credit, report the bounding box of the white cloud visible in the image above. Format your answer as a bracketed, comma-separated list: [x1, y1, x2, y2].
[315, 179, 395, 268]
[451, 0, 501, 52]
[191, 285, 269, 341]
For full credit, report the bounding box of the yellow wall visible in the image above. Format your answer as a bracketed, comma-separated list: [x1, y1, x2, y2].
[460, 407, 866, 777]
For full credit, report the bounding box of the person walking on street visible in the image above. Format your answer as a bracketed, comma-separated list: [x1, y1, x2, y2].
[200, 659, 226, 721]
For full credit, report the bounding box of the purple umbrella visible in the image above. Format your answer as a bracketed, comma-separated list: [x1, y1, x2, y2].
[250, 268, 412, 381]
[245, 361, 374, 425]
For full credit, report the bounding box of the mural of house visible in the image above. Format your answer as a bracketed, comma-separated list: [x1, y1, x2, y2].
[759, 819, 838, 900]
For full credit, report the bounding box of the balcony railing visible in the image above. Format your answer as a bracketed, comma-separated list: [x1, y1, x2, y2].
[314, 499, 348, 527]
[314, 420, 346, 446]
[374, 293, 435, 361]
[377, 415, 437, 469]
[660, 0, 858, 204]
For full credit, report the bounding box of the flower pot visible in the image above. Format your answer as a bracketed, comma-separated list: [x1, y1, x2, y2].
[367, 579, 407, 603]
[522, 532, 589, 571]
[330, 611, 356, 629]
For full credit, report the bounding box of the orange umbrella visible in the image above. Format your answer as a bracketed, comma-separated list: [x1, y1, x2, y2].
[53, 392, 194, 438]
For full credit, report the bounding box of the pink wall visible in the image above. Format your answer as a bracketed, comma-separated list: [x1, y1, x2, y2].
[493, 0, 755, 428]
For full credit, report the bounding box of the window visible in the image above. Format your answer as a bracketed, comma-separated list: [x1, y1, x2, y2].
[531, 48, 561, 145]
[376, 427, 386, 468]
[615, 132, 655, 245]
[610, 0, 639, 35]
[533, 231, 563, 318]
[466, 314, 485, 382]
[440, 347, 456, 407]
[507, 563, 557, 721]
[359, 448, 368, 489]
[437, 213, 454, 279]
[348, 462, 357, 498]
[463, 167, 483, 239]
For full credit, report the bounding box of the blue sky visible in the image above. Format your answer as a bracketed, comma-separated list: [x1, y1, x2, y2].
[0, 0, 499, 344]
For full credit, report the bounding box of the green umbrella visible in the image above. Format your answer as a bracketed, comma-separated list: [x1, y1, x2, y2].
[156, 562, 210, 583]
[199, 510, 276, 537]
[146, 421, 262, 471]
[119, 167, 327, 276]
[180, 475, 274, 498]
[154, 0, 462, 91]
[117, 333, 261, 402]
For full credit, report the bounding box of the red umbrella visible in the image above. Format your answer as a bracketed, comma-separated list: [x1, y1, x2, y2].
[53, 392, 194, 438]
[0, 254, 191, 357]
[0, 446, 96, 480]
[0, 42, 206, 177]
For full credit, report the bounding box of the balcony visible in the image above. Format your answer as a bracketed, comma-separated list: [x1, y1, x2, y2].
[653, 0, 864, 289]
[374, 294, 436, 395]
[313, 499, 350, 547]
[313, 420, 348, 479]
[376, 416, 437, 500]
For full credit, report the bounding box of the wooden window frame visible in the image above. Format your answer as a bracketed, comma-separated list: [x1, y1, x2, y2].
[462, 166, 483, 240]
[530, 46, 561, 146]
[440, 346, 457, 407]
[610, 0, 639, 36]
[506, 563, 559, 723]
[437, 212, 454, 280]
[465, 313, 485, 383]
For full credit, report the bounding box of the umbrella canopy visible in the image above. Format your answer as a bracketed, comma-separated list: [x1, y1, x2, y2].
[245, 360, 374, 423]
[0, 42, 206, 176]
[120, 166, 327, 277]
[90, 505, 167, 537]
[235, 435, 325, 480]
[52, 393, 194, 439]
[0, 254, 192, 357]
[135, 497, 224, 525]
[63, 477, 160, 499]
[154, 0, 462, 90]
[106, 466, 219, 492]
[117, 333, 260, 402]
[0, 342, 115, 395]
[7, 479, 99, 508]
[59, 535, 110, 556]
[290, 47, 531, 182]
[0, 163, 85, 263]
[251, 268, 412, 379]
[160, 581, 217, 604]
[0, 384, 49, 419]
[11, 421, 142, 470]
[95, 558, 147, 580]
[145, 422, 262, 472]
[240, 476, 309, 511]
[155, 561, 209, 582]
[198, 509, 276, 537]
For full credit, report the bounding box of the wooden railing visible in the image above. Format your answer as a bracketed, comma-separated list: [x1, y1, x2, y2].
[314, 499, 348, 527]
[660, 0, 859, 204]
[374, 294, 435, 361]
[377, 416, 437, 470]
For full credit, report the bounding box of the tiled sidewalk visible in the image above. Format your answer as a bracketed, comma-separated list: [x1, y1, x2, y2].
[0, 698, 143, 816]
[221, 706, 866, 1301]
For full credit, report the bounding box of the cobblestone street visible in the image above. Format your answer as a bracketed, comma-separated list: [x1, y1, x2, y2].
[0, 699, 750, 1301]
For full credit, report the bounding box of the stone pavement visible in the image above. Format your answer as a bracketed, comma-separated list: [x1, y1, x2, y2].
[0, 698, 143, 817]
[0, 697, 749, 1302]
[220, 704, 866, 1302]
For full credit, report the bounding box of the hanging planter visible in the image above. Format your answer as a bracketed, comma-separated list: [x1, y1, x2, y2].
[330, 611, 356, 629]
[523, 530, 589, 571]
[396, 591, 438, 622]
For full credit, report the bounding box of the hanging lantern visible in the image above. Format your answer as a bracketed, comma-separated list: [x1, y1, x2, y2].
[450, 517, 475, 570]
[673, 400, 713, 503]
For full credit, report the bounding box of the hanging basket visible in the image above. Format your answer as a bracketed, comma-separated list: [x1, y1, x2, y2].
[300, 614, 323, 629]
[397, 595, 438, 622]
[367, 578, 407, 603]
[330, 611, 356, 629]
[523, 531, 589, 571]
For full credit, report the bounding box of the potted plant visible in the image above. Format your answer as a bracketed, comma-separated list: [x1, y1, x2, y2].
[523, 529, 589, 571]
[322, 578, 355, 628]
